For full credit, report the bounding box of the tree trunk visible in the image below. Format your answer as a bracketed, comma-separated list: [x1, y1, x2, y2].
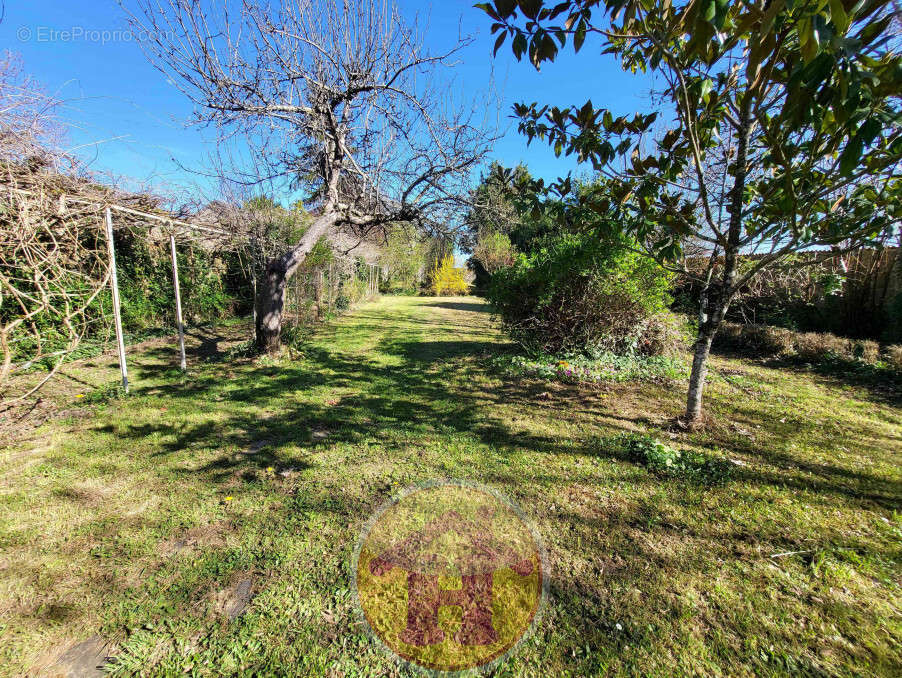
[254, 211, 338, 354]
[685, 280, 739, 426]
[685, 322, 716, 424]
[256, 262, 288, 354]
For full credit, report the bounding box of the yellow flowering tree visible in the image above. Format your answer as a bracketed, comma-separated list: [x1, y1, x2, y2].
[429, 255, 469, 296]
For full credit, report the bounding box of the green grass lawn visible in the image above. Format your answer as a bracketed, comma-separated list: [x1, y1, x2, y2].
[1, 296, 900, 676]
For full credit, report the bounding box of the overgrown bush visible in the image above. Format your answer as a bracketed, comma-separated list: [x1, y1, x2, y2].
[487, 232, 675, 355]
[716, 323, 795, 356]
[472, 230, 517, 273]
[106, 229, 247, 334]
[673, 249, 901, 341]
[429, 255, 469, 296]
[714, 321, 892, 367]
[638, 312, 691, 358]
[886, 345, 902, 370]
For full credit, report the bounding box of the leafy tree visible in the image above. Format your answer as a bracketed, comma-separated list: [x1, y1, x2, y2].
[464, 162, 561, 256]
[480, 0, 902, 424]
[381, 225, 432, 293]
[243, 196, 311, 246]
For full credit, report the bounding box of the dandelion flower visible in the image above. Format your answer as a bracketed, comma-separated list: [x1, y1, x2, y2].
[75, 394, 85, 399]
[224, 496, 234, 501]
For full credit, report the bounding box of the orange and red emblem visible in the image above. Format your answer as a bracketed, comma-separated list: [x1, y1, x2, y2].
[353, 481, 546, 672]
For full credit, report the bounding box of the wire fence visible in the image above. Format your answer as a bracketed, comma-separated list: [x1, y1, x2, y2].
[0, 183, 380, 408]
[283, 257, 380, 326]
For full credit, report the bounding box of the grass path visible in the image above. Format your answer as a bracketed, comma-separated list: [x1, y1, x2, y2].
[1, 296, 900, 676]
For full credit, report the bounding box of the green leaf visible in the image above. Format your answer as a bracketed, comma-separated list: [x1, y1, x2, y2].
[574, 21, 587, 52]
[839, 135, 864, 175]
[493, 31, 508, 56]
[512, 33, 528, 60]
[517, 0, 541, 20]
[828, 0, 849, 32]
[474, 3, 501, 21]
[495, 0, 518, 17]
[662, 129, 680, 149]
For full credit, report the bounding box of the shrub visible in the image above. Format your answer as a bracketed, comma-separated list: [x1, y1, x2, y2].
[280, 323, 313, 353]
[852, 339, 880, 363]
[114, 229, 241, 331]
[886, 345, 902, 370]
[637, 312, 691, 357]
[473, 230, 517, 273]
[347, 275, 369, 303]
[740, 324, 795, 355]
[381, 227, 430, 294]
[713, 322, 896, 369]
[794, 331, 851, 362]
[713, 322, 744, 350]
[487, 232, 673, 355]
[429, 255, 469, 296]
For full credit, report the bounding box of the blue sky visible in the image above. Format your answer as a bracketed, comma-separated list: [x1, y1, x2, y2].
[0, 0, 654, 202]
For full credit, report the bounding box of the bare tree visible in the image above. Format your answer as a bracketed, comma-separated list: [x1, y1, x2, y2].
[127, 0, 495, 352]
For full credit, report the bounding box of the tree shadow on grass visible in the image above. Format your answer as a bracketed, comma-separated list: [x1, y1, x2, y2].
[96, 326, 902, 516]
[73, 315, 902, 675]
[425, 301, 492, 313]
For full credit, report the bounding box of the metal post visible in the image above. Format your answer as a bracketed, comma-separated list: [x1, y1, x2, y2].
[104, 208, 129, 393]
[169, 233, 187, 371]
[252, 275, 257, 340]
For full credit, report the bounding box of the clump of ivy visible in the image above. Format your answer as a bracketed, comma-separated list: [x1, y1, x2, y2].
[607, 432, 733, 484]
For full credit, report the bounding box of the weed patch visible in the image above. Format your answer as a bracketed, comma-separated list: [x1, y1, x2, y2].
[79, 382, 129, 406]
[602, 432, 734, 483]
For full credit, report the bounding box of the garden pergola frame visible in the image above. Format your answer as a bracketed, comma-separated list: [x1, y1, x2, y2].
[2, 184, 379, 402]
